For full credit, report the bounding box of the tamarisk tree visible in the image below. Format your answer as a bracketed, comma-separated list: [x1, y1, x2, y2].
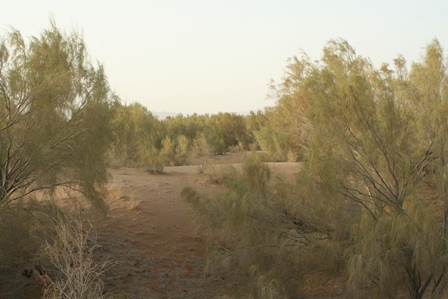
[0, 21, 114, 209]
[279, 39, 448, 298]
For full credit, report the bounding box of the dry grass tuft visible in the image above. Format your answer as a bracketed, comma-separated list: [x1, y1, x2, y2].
[40, 217, 111, 299]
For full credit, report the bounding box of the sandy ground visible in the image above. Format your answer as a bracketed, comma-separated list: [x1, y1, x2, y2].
[100, 166, 228, 298]
[98, 161, 302, 298]
[7, 157, 349, 298]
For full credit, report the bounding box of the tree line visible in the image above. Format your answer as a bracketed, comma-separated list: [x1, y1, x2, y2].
[108, 104, 263, 171]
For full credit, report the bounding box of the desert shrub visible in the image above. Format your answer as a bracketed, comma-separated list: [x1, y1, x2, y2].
[40, 217, 110, 299]
[174, 135, 190, 166]
[269, 38, 448, 298]
[159, 136, 176, 166]
[203, 164, 237, 185]
[0, 20, 118, 297]
[0, 200, 67, 298]
[159, 135, 191, 166]
[182, 154, 343, 297]
[189, 133, 213, 172]
[109, 103, 163, 168]
[254, 126, 290, 161]
[135, 137, 164, 173]
[0, 199, 113, 298]
[0, 20, 114, 211]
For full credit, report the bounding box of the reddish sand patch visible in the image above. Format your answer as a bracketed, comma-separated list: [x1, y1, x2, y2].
[98, 162, 302, 298]
[98, 166, 228, 298]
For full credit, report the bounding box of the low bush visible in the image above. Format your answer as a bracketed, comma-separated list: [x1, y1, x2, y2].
[182, 154, 345, 297]
[40, 217, 110, 299]
[0, 199, 111, 299]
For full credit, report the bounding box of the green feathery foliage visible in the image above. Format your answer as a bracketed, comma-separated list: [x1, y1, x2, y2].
[0, 20, 115, 210]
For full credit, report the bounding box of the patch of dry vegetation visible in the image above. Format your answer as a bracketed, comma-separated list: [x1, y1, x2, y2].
[0, 197, 116, 299]
[40, 218, 110, 299]
[183, 154, 344, 298]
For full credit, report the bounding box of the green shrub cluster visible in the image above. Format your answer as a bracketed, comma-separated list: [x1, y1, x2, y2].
[184, 40, 448, 298]
[183, 154, 345, 297]
[108, 106, 261, 171]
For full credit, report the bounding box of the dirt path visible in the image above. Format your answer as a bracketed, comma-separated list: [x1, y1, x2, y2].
[98, 166, 235, 298]
[3, 159, 343, 298]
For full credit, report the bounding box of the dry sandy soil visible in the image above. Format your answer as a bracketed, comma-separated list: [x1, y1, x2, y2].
[92, 155, 345, 298]
[100, 165, 234, 298]
[0, 154, 376, 298]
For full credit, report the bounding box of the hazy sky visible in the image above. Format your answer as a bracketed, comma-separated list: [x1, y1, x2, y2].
[2, 1, 447, 114]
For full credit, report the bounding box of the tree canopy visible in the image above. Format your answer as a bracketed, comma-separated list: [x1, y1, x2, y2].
[0, 21, 115, 209]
